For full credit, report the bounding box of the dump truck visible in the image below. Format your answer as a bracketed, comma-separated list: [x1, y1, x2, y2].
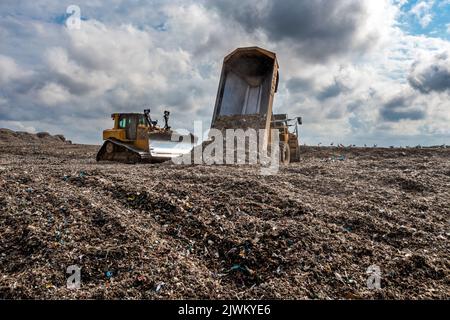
[210, 46, 302, 164]
[96, 109, 194, 163]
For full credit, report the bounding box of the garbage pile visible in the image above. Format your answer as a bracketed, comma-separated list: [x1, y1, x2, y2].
[0, 133, 449, 299]
[0, 128, 70, 145]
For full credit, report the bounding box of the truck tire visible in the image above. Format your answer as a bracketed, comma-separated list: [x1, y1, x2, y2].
[290, 146, 300, 162]
[280, 142, 290, 165]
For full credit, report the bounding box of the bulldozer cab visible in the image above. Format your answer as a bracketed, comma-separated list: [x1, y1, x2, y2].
[111, 113, 149, 141]
[118, 114, 140, 140]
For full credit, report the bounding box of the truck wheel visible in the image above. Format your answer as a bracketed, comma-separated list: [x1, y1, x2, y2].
[291, 146, 300, 162]
[280, 142, 290, 165]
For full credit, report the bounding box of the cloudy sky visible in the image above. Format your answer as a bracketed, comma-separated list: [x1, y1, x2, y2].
[0, 0, 449, 146]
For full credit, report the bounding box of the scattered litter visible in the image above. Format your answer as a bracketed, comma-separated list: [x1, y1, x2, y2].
[0, 135, 448, 299]
[343, 226, 352, 232]
[155, 282, 165, 292]
[329, 155, 346, 162]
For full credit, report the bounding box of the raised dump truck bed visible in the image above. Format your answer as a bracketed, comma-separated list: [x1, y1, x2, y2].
[210, 46, 301, 163]
[211, 47, 278, 134]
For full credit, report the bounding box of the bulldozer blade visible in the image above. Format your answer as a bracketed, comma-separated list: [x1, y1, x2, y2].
[149, 131, 195, 160]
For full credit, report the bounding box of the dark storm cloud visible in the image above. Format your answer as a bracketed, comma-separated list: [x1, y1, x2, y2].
[286, 77, 314, 93]
[53, 74, 95, 96]
[381, 108, 425, 122]
[347, 100, 363, 113]
[380, 95, 426, 122]
[326, 108, 345, 120]
[408, 53, 450, 94]
[317, 81, 348, 101]
[208, 0, 376, 60]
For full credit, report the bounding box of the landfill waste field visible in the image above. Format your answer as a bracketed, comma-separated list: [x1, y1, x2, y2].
[0, 129, 449, 299]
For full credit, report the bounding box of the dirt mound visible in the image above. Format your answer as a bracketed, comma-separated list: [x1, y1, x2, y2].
[0, 143, 449, 299]
[0, 128, 70, 145]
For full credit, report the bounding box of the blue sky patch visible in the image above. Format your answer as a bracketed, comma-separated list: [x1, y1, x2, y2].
[399, 0, 450, 40]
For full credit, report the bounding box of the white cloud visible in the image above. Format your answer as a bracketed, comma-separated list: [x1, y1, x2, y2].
[394, 0, 409, 7]
[36, 83, 71, 106]
[410, 0, 435, 28]
[0, 120, 37, 133]
[0, 55, 32, 84]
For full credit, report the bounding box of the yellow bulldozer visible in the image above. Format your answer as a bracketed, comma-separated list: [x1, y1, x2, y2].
[96, 109, 193, 163]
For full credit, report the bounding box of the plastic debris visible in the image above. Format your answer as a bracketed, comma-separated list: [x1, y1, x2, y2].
[155, 282, 165, 292]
